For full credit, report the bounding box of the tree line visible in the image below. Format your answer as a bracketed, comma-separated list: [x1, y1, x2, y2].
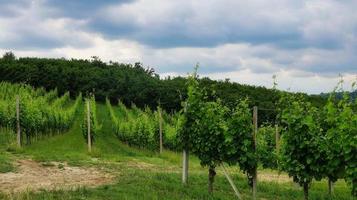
[0, 52, 326, 123]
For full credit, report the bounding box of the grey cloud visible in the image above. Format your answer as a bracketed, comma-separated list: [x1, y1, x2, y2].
[84, 0, 356, 51]
[0, 0, 356, 78]
[44, 0, 134, 18]
[156, 64, 238, 74]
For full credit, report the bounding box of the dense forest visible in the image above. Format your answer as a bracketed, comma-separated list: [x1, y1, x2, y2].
[0, 52, 326, 123]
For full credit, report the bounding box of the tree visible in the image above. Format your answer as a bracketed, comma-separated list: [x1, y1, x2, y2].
[0, 55, 326, 122]
[2, 51, 16, 62]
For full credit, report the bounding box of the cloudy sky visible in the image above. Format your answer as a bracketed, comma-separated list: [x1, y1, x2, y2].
[0, 0, 356, 94]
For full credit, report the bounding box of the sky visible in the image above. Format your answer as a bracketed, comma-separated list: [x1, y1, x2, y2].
[0, 0, 356, 94]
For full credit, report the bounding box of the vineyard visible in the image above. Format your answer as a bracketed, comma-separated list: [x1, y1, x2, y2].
[106, 98, 180, 151]
[0, 82, 82, 145]
[0, 76, 356, 200]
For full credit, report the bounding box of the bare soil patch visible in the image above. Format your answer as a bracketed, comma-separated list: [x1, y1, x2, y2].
[126, 160, 156, 170]
[0, 159, 114, 193]
[125, 159, 180, 172]
[258, 171, 292, 183]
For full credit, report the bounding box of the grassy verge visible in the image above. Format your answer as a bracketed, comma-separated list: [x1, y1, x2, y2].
[0, 153, 15, 173]
[22, 105, 90, 166]
[0, 167, 353, 200]
[0, 127, 16, 173]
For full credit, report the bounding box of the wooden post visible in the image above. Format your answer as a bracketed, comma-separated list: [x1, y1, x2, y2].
[16, 95, 21, 147]
[275, 124, 280, 168]
[252, 106, 258, 200]
[87, 100, 92, 153]
[275, 124, 280, 152]
[182, 102, 189, 184]
[182, 149, 189, 184]
[159, 106, 163, 154]
[221, 165, 242, 200]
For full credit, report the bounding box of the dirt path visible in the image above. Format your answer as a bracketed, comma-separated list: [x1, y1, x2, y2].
[0, 159, 114, 193]
[0, 158, 292, 194]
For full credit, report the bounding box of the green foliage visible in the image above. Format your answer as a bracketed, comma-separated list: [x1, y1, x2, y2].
[51, 92, 70, 108]
[0, 153, 15, 173]
[106, 98, 179, 151]
[0, 53, 327, 124]
[321, 85, 357, 195]
[2, 51, 15, 62]
[114, 100, 158, 150]
[179, 68, 257, 192]
[178, 68, 231, 193]
[280, 93, 325, 197]
[0, 82, 82, 144]
[190, 101, 228, 168]
[163, 115, 181, 150]
[0, 90, 355, 199]
[225, 100, 256, 185]
[176, 69, 203, 150]
[350, 97, 357, 195]
[256, 124, 278, 169]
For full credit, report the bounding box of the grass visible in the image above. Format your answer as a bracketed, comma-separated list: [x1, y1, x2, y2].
[23, 106, 90, 165]
[0, 103, 354, 200]
[0, 127, 16, 173]
[0, 153, 15, 173]
[1, 169, 353, 200]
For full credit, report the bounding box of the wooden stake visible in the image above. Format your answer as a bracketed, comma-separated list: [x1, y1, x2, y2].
[87, 100, 92, 153]
[16, 95, 21, 147]
[221, 165, 243, 200]
[275, 124, 280, 152]
[159, 106, 163, 154]
[252, 106, 258, 200]
[275, 124, 280, 168]
[182, 149, 189, 184]
[182, 101, 189, 185]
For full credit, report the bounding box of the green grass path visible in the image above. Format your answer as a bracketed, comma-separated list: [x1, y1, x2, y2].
[24, 105, 89, 164]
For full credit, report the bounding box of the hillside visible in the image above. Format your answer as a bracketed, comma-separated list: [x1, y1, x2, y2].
[1, 56, 355, 199]
[0, 101, 352, 200]
[1, 0, 356, 199]
[0, 53, 326, 123]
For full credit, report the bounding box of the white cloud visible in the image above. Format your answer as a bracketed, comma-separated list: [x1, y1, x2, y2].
[204, 69, 356, 94]
[0, 0, 93, 49]
[0, 0, 356, 94]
